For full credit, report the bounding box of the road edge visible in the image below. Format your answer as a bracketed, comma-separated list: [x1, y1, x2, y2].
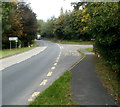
[69, 50, 86, 71]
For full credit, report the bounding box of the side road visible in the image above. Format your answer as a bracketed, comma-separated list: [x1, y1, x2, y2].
[71, 49, 117, 106]
[0, 46, 47, 71]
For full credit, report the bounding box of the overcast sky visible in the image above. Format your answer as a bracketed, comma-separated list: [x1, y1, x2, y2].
[28, 0, 79, 21]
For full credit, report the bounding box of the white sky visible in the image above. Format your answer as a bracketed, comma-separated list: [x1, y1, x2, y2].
[28, 0, 79, 21]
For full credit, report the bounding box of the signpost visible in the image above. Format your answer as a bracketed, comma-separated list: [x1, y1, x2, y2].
[9, 37, 18, 50]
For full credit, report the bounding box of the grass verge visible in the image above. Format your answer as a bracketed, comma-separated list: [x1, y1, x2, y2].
[84, 47, 93, 52]
[29, 71, 75, 105]
[0, 41, 39, 59]
[54, 41, 93, 45]
[43, 38, 93, 45]
[95, 56, 120, 104]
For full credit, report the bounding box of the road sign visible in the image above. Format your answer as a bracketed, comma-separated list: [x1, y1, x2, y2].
[9, 37, 18, 50]
[9, 37, 18, 41]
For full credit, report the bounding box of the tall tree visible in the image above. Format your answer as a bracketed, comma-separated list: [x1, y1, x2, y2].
[18, 3, 37, 46]
[2, 2, 37, 48]
[2, 2, 23, 48]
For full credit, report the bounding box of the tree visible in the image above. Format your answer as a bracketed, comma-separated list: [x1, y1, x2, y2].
[42, 2, 120, 75]
[71, 2, 87, 10]
[2, 2, 38, 48]
[85, 2, 120, 74]
[2, 2, 23, 48]
[18, 3, 38, 46]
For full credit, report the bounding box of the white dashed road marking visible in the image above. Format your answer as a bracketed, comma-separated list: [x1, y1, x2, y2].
[32, 92, 40, 97]
[51, 66, 55, 70]
[58, 54, 61, 57]
[54, 63, 57, 66]
[28, 92, 40, 102]
[57, 57, 59, 60]
[47, 72, 52, 76]
[60, 46, 62, 50]
[40, 79, 48, 86]
[57, 44, 60, 47]
[56, 59, 59, 63]
[28, 98, 33, 102]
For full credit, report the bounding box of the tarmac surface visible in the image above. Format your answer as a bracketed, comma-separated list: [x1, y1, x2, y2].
[1, 40, 92, 105]
[71, 50, 118, 106]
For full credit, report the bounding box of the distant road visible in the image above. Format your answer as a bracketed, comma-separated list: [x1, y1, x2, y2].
[2, 40, 93, 105]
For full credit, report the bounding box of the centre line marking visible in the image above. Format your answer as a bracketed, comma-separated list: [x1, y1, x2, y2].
[47, 72, 52, 76]
[60, 46, 62, 49]
[56, 59, 59, 62]
[32, 92, 40, 97]
[59, 52, 61, 56]
[28, 98, 33, 102]
[57, 44, 60, 47]
[40, 79, 48, 86]
[57, 57, 59, 60]
[54, 63, 57, 66]
[51, 66, 55, 70]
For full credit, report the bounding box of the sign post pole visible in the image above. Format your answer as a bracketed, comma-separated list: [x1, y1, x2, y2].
[16, 40, 18, 49]
[10, 41, 11, 50]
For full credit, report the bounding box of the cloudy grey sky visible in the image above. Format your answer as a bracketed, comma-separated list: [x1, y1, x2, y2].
[28, 0, 79, 21]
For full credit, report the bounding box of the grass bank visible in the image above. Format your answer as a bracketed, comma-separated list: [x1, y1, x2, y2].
[84, 47, 93, 52]
[95, 56, 120, 104]
[54, 40, 93, 45]
[30, 71, 75, 105]
[0, 41, 39, 59]
[43, 38, 93, 45]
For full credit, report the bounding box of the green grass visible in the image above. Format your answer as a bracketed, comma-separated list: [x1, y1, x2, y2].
[84, 48, 93, 52]
[29, 71, 75, 105]
[54, 41, 93, 45]
[56, 41, 93, 45]
[95, 56, 120, 104]
[0, 41, 39, 59]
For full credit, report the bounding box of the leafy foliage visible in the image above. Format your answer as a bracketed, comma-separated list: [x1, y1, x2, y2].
[38, 2, 119, 75]
[85, 2, 120, 74]
[18, 3, 37, 47]
[2, 2, 37, 48]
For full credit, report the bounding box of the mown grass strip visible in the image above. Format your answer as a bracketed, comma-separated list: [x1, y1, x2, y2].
[43, 38, 93, 45]
[29, 71, 75, 105]
[0, 41, 39, 59]
[54, 41, 93, 45]
[84, 48, 93, 52]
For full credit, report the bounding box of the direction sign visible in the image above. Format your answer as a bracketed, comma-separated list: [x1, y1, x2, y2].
[9, 37, 18, 41]
[9, 37, 18, 50]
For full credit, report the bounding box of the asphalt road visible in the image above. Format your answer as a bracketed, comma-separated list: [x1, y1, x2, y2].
[2, 40, 92, 105]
